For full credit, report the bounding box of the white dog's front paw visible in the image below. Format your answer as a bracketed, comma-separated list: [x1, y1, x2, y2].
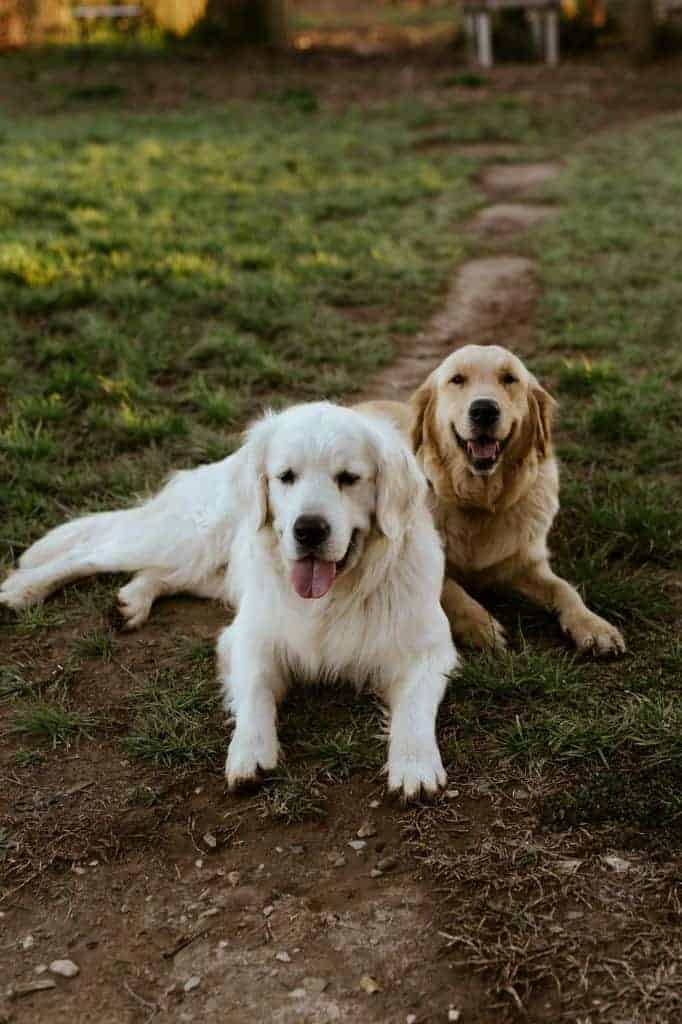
[0, 569, 47, 611]
[225, 729, 280, 791]
[387, 737, 447, 801]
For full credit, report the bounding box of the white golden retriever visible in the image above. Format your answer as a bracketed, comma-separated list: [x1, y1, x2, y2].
[1, 402, 457, 799]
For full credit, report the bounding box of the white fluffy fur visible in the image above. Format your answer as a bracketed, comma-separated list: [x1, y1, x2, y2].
[1, 402, 457, 799]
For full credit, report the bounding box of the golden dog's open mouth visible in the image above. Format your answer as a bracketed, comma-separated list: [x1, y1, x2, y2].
[453, 426, 512, 473]
[290, 531, 358, 600]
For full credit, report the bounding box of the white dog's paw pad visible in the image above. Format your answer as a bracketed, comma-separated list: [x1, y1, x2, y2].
[116, 583, 153, 630]
[225, 735, 279, 792]
[387, 748, 447, 802]
[116, 597, 150, 630]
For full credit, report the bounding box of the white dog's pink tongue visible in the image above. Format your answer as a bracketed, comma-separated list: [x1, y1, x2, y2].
[291, 557, 337, 599]
[468, 440, 498, 460]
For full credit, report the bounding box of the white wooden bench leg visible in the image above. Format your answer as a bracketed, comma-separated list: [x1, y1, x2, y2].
[476, 11, 493, 67]
[545, 10, 559, 65]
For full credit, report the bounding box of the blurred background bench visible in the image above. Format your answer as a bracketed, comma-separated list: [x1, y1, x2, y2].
[463, 0, 561, 66]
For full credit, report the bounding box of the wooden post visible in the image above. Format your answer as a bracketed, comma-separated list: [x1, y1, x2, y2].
[476, 11, 493, 67]
[545, 9, 559, 65]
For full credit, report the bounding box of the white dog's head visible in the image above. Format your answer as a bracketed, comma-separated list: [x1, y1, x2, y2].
[242, 402, 426, 600]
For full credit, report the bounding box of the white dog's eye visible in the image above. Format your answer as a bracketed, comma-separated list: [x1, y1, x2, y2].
[450, 373, 466, 385]
[502, 372, 517, 385]
[278, 469, 297, 485]
[336, 471, 359, 488]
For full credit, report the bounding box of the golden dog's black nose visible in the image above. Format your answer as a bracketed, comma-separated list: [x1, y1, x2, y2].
[469, 398, 500, 430]
[294, 515, 331, 549]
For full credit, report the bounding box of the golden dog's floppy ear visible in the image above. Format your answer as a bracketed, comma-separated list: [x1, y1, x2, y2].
[241, 412, 274, 530]
[372, 424, 427, 541]
[528, 380, 557, 459]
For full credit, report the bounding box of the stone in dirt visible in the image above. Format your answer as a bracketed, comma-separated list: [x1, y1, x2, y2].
[302, 977, 328, 994]
[603, 855, 632, 873]
[357, 820, 377, 839]
[467, 203, 556, 236]
[481, 162, 561, 195]
[9, 978, 57, 998]
[556, 858, 583, 874]
[49, 959, 80, 978]
[183, 975, 201, 992]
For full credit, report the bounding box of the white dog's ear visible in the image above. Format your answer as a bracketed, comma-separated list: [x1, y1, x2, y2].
[241, 412, 275, 530]
[373, 426, 427, 542]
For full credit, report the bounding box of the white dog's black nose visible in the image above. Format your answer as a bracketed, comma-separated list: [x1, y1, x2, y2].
[469, 398, 500, 430]
[294, 515, 331, 550]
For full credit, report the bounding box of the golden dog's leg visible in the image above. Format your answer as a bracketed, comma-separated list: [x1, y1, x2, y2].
[442, 577, 507, 650]
[512, 561, 625, 656]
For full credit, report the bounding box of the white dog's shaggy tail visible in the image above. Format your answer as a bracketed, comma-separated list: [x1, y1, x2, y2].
[1, 506, 163, 621]
[18, 511, 125, 571]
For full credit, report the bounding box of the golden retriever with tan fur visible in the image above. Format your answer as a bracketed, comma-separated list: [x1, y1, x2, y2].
[359, 344, 625, 656]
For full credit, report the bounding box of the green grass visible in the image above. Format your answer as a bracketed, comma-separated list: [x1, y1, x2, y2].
[122, 669, 224, 766]
[8, 699, 97, 746]
[0, 97, 487, 558]
[72, 628, 117, 660]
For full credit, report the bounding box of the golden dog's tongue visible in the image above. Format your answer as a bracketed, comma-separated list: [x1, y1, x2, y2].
[291, 557, 337, 599]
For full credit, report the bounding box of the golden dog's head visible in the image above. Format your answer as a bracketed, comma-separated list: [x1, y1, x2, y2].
[411, 345, 555, 497]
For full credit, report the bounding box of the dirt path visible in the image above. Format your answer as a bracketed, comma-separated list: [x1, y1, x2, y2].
[0, 160, 561, 1024]
[364, 159, 560, 404]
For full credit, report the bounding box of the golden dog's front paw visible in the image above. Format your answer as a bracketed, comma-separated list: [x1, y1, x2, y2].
[453, 612, 507, 652]
[561, 611, 625, 656]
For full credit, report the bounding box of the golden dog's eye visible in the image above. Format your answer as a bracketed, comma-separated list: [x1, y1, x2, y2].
[336, 471, 359, 488]
[278, 469, 296, 485]
[450, 374, 466, 385]
[502, 373, 517, 385]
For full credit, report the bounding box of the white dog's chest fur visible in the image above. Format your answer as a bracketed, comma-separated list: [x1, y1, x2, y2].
[226, 519, 448, 692]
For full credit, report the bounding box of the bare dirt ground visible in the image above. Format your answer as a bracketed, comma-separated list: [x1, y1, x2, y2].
[3, 45, 682, 1024]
